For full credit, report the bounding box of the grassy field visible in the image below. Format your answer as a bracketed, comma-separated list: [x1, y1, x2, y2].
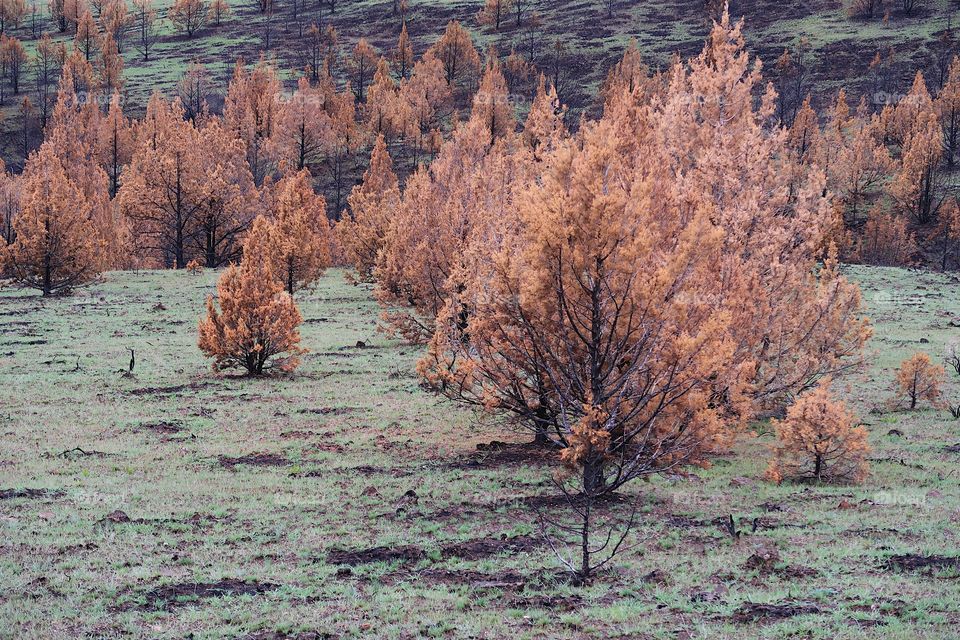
[1, 265, 960, 639]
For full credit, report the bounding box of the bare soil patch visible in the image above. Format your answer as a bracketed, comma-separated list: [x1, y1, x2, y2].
[441, 535, 541, 560]
[127, 381, 212, 396]
[884, 554, 960, 573]
[732, 601, 823, 623]
[0, 488, 64, 500]
[326, 546, 425, 566]
[137, 420, 186, 434]
[218, 453, 289, 469]
[138, 579, 278, 611]
[450, 440, 556, 469]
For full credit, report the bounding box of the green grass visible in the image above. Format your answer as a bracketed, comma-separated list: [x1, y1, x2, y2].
[1, 264, 959, 638]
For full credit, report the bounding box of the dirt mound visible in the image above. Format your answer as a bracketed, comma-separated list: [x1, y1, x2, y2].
[441, 535, 540, 560]
[326, 546, 424, 566]
[450, 441, 556, 469]
[140, 578, 278, 611]
[411, 568, 527, 589]
[732, 601, 822, 623]
[884, 554, 960, 573]
[138, 420, 185, 434]
[218, 453, 288, 469]
[127, 381, 211, 396]
[0, 488, 64, 500]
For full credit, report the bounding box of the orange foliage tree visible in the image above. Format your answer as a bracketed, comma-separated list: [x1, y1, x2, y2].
[169, 0, 207, 37]
[764, 381, 870, 484]
[338, 134, 399, 282]
[2, 145, 101, 295]
[409, 12, 870, 582]
[198, 251, 305, 376]
[426, 20, 480, 91]
[119, 94, 254, 268]
[857, 206, 916, 266]
[250, 170, 331, 295]
[896, 352, 945, 410]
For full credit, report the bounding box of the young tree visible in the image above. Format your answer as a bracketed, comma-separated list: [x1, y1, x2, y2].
[523, 74, 566, 159]
[0, 0, 27, 34]
[477, 0, 511, 30]
[223, 57, 281, 184]
[198, 252, 305, 376]
[176, 62, 213, 121]
[931, 198, 960, 270]
[339, 134, 399, 281]
[3, 146, 101, 295]
[426, 20, 481, 90]
[417, 12, 870, 582]
[764, 381, 870, 484]
[74, 9, 99, 61]
[98, 31, 124, 94]
[271, 76, 332, 172]
[1, 36, 27, 97]
[857, 206, 916, 266]
[896, 352, 945, 409]
[343, 39, 376, 104]
[470, 52, 515, 145]
[250, 171, 331, 294]
[0, 166, 20, 245]
[364, 57, 404, 138]
[32, 35, 65, 128]
[393, 20, 413, 80]
[99, 0, 130, 52]
[131, 0, 157, 61]
[97, 91, 131, 198]
[207, 0, 228, 26]
[937, 56, 960, 168]
[832, 113, 893, 224]
[889, 109, 945, 225]
[169, 0, 207, 37]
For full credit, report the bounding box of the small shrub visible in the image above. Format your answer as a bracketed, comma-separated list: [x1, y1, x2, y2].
[895, 352, 944, 410]
[765, 382, 870, 484]
[197, 260, 305, 376]
[185, 259, 204, 275]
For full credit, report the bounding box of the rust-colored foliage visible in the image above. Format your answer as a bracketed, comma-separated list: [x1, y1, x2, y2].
[2, 145, 102, 295]
[856, 206, 916, 267]
[250, 171, 331, 295]
[764, 381, 870, 485]
[896, 352, 945, 410]
[197, 255, 305, 376]
[338, 134, 399, 282]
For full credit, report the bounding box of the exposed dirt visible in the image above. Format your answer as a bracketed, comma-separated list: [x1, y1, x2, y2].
[218, 453, 289, 469]
[732, 601, 823, 623]
[326, 546, 425, 566]
[0, 488, 64, 500]
[138, 579, 279, 611]
[449, 440, 557, 469]
[408, 568, 527, 590]
[509, 593, 584, 612]
[441, 535, 541, 560]
[298, 407, 358, 416]
[240, 632, 335, 640]
[137, 420, 186, 434]
[884, 554, 960, 573]
[127, 382, 212, 396]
